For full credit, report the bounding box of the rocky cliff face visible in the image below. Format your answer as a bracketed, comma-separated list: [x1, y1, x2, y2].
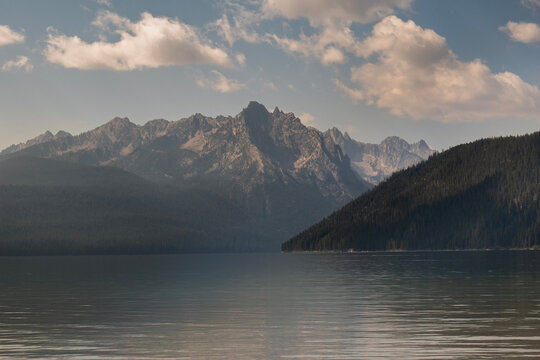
[2, 102, 371, 246]
[325, 128, 435, 184]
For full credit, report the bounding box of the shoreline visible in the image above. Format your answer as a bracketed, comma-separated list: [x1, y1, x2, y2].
[282, 247, 540, 254]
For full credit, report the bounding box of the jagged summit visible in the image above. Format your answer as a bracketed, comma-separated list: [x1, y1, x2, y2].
[241, 101, 270, 124]
[245, 100, 268, 111]
[1, 102, 434, 186]
[380, 136, 409, 146]
[417, 139, 429, 148]
[55, 130, 72, 138]
[101, 117, 135, 130]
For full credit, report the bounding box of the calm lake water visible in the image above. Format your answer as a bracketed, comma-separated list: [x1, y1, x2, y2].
[0, 251, 539, 359]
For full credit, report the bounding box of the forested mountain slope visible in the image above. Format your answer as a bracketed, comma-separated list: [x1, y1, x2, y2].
[0, 157, 260, 255]
[283, 133, 540, 251]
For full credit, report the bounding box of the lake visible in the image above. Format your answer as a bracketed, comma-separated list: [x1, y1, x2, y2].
[0, 251, 539, 359]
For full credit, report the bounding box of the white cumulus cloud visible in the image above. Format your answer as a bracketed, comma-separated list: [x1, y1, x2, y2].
[339, 16, 540, 122]
[269, 24, 356, 65]
[261, 0, 413, 26]
[2, 56, 33, 72]
[499, 21, 540, 43]
[263, 0, 411, 66]
[0, 25, 25, 47]
[44, 11, 234, 70]
[212, 13, 263, 46]
[334, 79, 363, 103]
[196, 70, 245, 93]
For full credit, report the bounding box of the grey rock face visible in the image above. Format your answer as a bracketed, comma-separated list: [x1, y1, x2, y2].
[324, 128, 435, 184]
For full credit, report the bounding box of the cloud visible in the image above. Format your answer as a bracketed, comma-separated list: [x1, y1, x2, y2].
[212, 0, 411, 66]
[298, 112, 315, 125]
[499, 21, 540, 43]
[521, 0, 540, 10]
[196, 70, 245, 93]
[263, 81, 277, 90]
[341, 16, 540, 122]
[263, 1, 411, 66]
[2, 56, 33, 72]
[212, 14, 263, 46]
[321, 46, 346, 65]
[235, 53, 246, 66]
[0, 25, 25, 47]
[210, 1, 264, 46]
[44, 11, 233, 70]
[334, 79, 363, 103]
[261, 0, 413, 26]
[95, 0, 112, 7]
[269, 23, 356, 65]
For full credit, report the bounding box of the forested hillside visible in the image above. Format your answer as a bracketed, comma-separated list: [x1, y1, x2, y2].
[0, 157, 261, 255]
[283, 133, 540, 251]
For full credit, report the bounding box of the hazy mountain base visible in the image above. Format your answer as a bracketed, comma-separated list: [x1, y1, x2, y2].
[0, 157, 269, 255]
[283, 133, 540, 252]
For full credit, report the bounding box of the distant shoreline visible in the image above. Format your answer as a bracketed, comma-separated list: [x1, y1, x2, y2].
[282, 247, 540, 254]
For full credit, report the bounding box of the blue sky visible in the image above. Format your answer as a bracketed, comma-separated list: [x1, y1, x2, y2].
[1, 0, 540, 150]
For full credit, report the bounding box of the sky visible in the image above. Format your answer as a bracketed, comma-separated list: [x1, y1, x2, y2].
[1, 0, 540, 151]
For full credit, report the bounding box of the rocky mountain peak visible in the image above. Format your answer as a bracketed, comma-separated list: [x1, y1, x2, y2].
[55, 130, 72, 138]
[324, 127, 344, 144]
[104, 117, 134, 129]
[92, 117, 135, 137]
[144, 118, 169, 127]
[321, 132, 435, 185]
[410, 139, 435, 159]
[272, 106, 282, 115]
[0, 130, 57, 155]
[380, 136, 410, 150]
[417, 139, 429, 148]
[242, 101, 270, 120]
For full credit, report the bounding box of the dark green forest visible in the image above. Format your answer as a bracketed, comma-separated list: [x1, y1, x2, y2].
[0, 157, 264, 255]
[283, 132, 540, 251]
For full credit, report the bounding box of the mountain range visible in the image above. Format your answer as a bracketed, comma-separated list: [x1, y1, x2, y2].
[0, 101, 433, 254]
[283, 132, 540, 252]
[325, 128, 434, 184]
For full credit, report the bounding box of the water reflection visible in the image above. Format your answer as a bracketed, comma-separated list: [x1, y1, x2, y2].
[0, 251, 539, 358]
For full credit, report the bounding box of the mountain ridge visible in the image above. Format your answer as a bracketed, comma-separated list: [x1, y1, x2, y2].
[2, 103, 434, 187]
[324, 127, 435, 184]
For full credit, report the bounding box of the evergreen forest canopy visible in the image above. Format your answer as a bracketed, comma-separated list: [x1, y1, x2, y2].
[0, 157, 264, 255]
[282, 132, 540, 252]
